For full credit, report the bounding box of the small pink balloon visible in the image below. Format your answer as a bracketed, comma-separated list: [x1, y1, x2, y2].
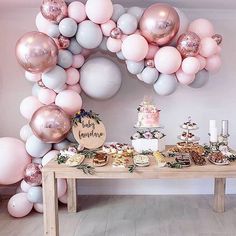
[42, 150, 59, 166]
[85, 0, 113, 24]
[107, 37, 122, 53]
[145, 45, 159, 59]
[122, 34, 149, 61]
[55, 90, 82, 115]
[68, 1, 86, 23]
[145, 60, 155, 68]
[8, 193, 33, 218]
[67, 84, 82, 94]
[57, 179, 67, 198]
[66, 67, 80, 85]
[176, 68, 195, 85]
[38, 88, 56, 105]
[24, 163, 42, 187]
[216, 46, 222, 54]
[205, 54, 222, 73]
[154, 46, 182, 74]
[25, 71, 41, 82]
[182, 57, 200, 75]
[196, 55, 207, 71]
[72, 54, 85, 68]
[34, 203, 44, 213]
[20, 96, 43, 120]
[81, 48, 92, 58]
[101, 20, 116, 36]
[110, 27, 122, 39]
[199, 37, 218, 58]
[188, 18, 215, 39]
[20, 180, 32, 192]
[59, 192, 68, 204]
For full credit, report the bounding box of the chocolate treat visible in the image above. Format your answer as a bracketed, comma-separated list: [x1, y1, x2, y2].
[190, 151, 206, 166]
[208, 152, 229, 164]
[93, 153, 108, 167]
[175, 153, 191, 167]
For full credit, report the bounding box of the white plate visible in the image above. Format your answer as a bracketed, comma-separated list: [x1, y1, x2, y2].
[208, 157, 230, 166]
[177, 135, 200, 142]
[180, 125, 199, 130]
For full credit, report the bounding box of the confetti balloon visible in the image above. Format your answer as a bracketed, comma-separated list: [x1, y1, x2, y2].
[212, 34, 223, 45]
[24, 163, 42, 187]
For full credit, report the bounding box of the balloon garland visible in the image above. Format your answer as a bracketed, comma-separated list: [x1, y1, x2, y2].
[1, 0, 223, 217]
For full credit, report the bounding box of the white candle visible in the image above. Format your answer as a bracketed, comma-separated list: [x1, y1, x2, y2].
[209, 120, 216, 134]
[210, 127, 218, 142]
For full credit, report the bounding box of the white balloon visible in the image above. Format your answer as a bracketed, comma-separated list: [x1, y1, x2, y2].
[80, 57, 122, 100]
[59, 18, 77, 38]
[27, 186, 43, 203]
[142, 67, 159, 85]
[34, 203, 43, 213]
[116, 51, 126, 60]
[189, 69, 209, 88]
[53, 140, 71, 151]
[111, 4, 126, 22]
[20, 124, 33, 142]
[99, 37, 108, 51]
[32, 83, 41, 97]
[42, 150, 59, 166]
[126, 60, 144, 75]
[32, 158, 42, 165]
[117, 13, 138, 35]
[127, 7, 144, 21]
[57, 50, 73, 69]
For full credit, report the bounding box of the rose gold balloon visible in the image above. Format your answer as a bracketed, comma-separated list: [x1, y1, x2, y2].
[40, 0, 67, 23]
[24, 163, 42, 186]
[16, 31, 58, 74]
[145, 59, 155, 68]
[212, 34, 223, 45]
[37, 80, 46, 88]
[177, 32, 201, 58]
[140, 3, 180, 46]
[57, 35, 70, 49]
[30, 105, 71, 143]
[110, 27, 122, 39]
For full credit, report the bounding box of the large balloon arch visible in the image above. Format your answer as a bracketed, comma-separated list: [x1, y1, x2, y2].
[1, 0, 223, 217]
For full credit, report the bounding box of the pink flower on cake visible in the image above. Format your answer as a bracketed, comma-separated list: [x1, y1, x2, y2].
[143, 131, 153, 139]
[132, 132, 141, 140]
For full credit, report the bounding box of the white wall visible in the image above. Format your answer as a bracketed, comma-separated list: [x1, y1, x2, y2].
[0, 7, 236, 195]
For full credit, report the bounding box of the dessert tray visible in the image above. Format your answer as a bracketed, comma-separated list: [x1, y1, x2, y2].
[133, 154, 150, 167]
[180, 125, 199, 130]
[208, 152, 230, 166]
[177, 135, 200, 142]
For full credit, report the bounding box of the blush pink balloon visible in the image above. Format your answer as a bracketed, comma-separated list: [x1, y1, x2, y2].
[205, 54, 222, 73]
[121, 34, 128, 42]
[122, 34, 149, 61]
[182, 57, 200, 75]
[196, 55, 207, 71]
[85, 0, 113, 24]
[34, 203, 44, 213]
[188, 18, 214, 39]
[25, 71, 41, 82]
[24, 163, 42, 187]
[8, 193, 33, 218]
[67, 84, 82, 94]
[81, 48, 92, 58]
[72, 54, 85, 68]
[68, 1, 86, 23]
[57, 179, 67, 198]
[0, 138, 31, 185]
[66, 67, 80, 85]
[176, 68, 195, 85]
[38, 88, 56, 105]
[20, 96, 43, 120]
[107, 37, 122, 53]
[199, 37, 218, 58]
[101, 20, 116, 36]
[145, 45, 159, 59]
[42, 150, 59, 166]
[40, 0, 67, 23]
[216, 46, 222, 54]
[20, 180, 32, 192]
[55, 90, 82, 115]
[154, 46, 182, 74]
[59, 192, 68, 204]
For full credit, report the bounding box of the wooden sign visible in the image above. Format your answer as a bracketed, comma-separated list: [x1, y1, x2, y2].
[72, 116, 106, 149]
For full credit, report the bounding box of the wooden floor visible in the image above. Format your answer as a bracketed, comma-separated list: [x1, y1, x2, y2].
[1, 195, 236, 236]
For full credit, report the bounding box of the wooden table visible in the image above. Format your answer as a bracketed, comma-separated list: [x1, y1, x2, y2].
[42, 154, 236, 236]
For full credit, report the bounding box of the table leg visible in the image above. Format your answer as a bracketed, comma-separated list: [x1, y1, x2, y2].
[67, 178, 78, 213]
[213, 178, 226, 213]
[42, 171, 59, 236]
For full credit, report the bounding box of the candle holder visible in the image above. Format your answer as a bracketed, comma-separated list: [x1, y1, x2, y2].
[218, 134, 230, 146]
[209, 141, 219, 152]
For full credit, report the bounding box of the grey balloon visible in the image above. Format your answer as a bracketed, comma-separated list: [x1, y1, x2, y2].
[27, 186, 43, 203]
[116, 51, 126, 60]
[142, 67, 159, 85]
[189, 69, 210, 88]
[117, 13, 138, 35]
[80, 57, 122, 100]
[111, 4, 126, 22]
[68, 38, 82, 55]
[127, 7, 144, 21]
[76, 20, 103, 49]
[47, 24, 60, 38]
[126, 60, 144, 75]
[53, 84, 67, 93]
[59, 17, 77, 38]
[53, 139, 71, 151]
[57, 49, 73, 69]
[42, 65, 67, 90]
[154, 73, 178, 96]
[25, 135, 52, 158]
[99, 37, 108, 51]
[67, 131, 77, 143]
[32, 83, 41, 97]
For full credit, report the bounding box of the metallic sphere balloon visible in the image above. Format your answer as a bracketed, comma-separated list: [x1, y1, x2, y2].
[24, 163, 42, 187]
[140, 3, 180, 46]
[212, 34, 223, 45]
[30, 105, 71, 143]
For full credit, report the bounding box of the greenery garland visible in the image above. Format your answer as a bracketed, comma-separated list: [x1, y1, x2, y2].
[72, 109, 101, 126]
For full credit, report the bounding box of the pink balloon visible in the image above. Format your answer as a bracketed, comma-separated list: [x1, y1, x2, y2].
[107, 37, 122, 53]
[42, 150, 59, 166]
[188, 18, 215, 39]
[25, 71, 41, 82]
[72, 54, 85, 68]
[20, 96, 43, 120]
[68, 1, 86, 23]
[81, 48, 92, 58]
[182, 57, 200, 75]
[122, 34, 149, 61]
[34, 203, 44, 213]
[145, 45, 159, 59]
[8, 193, 33, 218]
[57, 179, 67, 198]
[55, 90, 82, 115]
[199, 37, 218, 58]
[196, 55, 207, 71]
[205, 54, 222, 73]
[85, 0, 113, 24]
[216, 46, 222, 54]
[66, 67, 80, 85]
[121, 35, 128, 42]
[176, 68, 195, 85]
[38, 88, 56, 105]
[35, 12, 51, 33]
[20, 180, 32, 192]
[154, 46, 182, 74]
[101, 20, 116, 36]
[67, 84, 82, 94]
[24, 163, 42, 187]
[59, 192, 68, 204]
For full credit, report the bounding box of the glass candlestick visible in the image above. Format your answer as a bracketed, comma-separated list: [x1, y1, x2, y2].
[219, 120, 230, 146]
[210, 141, 219, 152]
